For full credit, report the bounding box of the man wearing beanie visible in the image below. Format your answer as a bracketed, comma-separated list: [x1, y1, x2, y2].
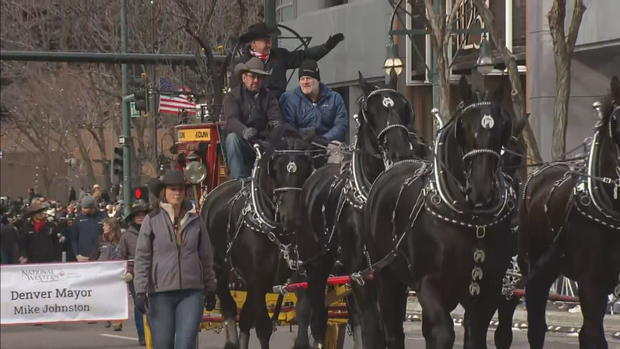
[71, 195, 106, 262]
[279, 59, 347, 144]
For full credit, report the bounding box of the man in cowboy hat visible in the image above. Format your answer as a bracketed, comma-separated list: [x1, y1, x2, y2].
[17, 201, 60, 263]
[279, 59, 347, 144]
[223, 57, 282, 179]
[238, 22, 344, 98]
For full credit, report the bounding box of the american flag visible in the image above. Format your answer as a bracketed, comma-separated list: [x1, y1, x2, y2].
[158, 77, 196, 115]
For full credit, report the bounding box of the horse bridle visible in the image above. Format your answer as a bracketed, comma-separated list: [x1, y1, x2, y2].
[358, 88, 415, 167]
[270, 149, 322, 195]
[433, 100, 508, 214]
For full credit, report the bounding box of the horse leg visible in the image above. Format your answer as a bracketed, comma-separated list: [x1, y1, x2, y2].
[377, 269, 408, 349]
[417, 275, 454, 349]
[463, 293, 501, 349]
[577, 276, 609, 349]
[306, 255, 334, 348]
[238, 289, 255, 349]
[494, 295, 520, 349]
[251, 285, 273, 349]
[525, 255, 561, 349]
[294, 288, 312, 349]
[218, 271, 240, 349]
[351, 281, 384, 348]
[344, 294, 363, 349]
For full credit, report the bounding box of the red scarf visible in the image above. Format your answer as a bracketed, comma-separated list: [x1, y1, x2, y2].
[250, 50, 269, 62]
[33, 219, 46, 233]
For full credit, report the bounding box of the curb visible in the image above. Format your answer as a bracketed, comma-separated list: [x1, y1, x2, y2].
[406, 312, 620, 337]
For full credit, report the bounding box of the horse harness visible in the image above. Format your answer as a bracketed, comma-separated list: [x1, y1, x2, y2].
[223, 147, 322, 274]
[351, 102, 517, 297]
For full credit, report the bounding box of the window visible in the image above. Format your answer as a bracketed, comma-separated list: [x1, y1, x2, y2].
[276, 0, 296, 22]
[324, 0, 348, 7]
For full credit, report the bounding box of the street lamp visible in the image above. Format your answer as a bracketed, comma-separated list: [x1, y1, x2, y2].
[384, 38, 403, 79]
[476, 34, 494, 75]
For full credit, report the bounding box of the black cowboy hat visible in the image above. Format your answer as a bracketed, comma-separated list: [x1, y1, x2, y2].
[124, 200, 149, 222]
[239, 22, 281, 43]
[148, 170, 190, 196]
[23, 201, 50, 218]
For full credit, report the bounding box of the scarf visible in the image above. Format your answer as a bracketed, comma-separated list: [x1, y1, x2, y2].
[33, 219, 46, 233]
[250, 50, 269, 62]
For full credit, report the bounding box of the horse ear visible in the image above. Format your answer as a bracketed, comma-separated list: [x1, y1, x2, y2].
[358, 71, 374, 97]
[458, 75, 473, 105]
[611, 76, 620, 101]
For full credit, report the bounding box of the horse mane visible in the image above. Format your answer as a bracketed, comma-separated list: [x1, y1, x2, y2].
[596, 94, 615, 132]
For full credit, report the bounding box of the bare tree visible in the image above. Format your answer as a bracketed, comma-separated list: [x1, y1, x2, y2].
[547, 0, 586, 160]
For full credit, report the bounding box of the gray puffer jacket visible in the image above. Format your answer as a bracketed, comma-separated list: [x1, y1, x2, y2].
[133, 203, 216, 294]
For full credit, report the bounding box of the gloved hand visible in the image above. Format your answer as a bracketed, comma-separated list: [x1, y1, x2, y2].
[325, 33, 344, 50]
[242, 127, 258, 141]
[135, 293, 148, 314]
[121, 272, 133, 283]
[204, 291, 217, 311]
[267, 120, 281, 130]
[302, 127, 317, 142]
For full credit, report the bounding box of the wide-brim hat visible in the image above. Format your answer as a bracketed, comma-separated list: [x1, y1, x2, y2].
[125, 200, 150, 222]
[24, 201, 50, 218]
[235, 57, 271, 77]
[239, 22, 280, 43]
[148, 170, 190, 196]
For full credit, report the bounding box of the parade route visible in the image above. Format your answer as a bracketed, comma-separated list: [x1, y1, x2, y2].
[2, 301, 619, 348]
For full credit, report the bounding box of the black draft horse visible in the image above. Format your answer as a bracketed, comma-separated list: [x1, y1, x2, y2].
[296, 74, 419, 348]
[519, 76, 620, 349]
[201, 126, 317, 349]
[366, 76, 518, 348]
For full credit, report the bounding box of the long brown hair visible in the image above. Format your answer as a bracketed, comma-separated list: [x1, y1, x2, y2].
[101, 217, 121, 243]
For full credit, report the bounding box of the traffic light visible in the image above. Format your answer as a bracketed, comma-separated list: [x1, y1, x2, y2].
[132, 186, 149, 203]
[131, 73, 148, 112]
[112, 147, 123, 183]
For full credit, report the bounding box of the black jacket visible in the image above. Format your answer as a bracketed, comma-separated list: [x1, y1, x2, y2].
[1, 222, 20, 264]
[222, 84, 282, 138]
[18, 220, 60, 263]
[240, 44, 332, 99]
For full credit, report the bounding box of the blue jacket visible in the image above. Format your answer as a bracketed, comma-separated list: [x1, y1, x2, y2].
[71, 211, 105, 259]
[279, 83, 347, 142]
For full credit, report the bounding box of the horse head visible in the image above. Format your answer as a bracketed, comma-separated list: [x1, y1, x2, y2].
[452, 76, 512, 210]
[256, 125, 316, 233]
[356, 72, 417, 167]
[592, 76, 620, 212]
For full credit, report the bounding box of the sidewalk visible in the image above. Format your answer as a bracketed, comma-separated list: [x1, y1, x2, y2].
[406, 298, 620, 338]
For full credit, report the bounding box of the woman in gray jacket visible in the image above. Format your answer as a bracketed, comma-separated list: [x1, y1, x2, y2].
[133, 170, 217, 349]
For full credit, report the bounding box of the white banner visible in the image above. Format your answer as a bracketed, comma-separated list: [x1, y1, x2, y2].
[1, 261, 128, 325]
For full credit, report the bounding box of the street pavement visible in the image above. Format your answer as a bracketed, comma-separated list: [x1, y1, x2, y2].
[2, 299, 619, 348]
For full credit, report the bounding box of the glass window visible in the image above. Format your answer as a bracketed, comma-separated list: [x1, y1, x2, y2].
[276, 0, 296, 22]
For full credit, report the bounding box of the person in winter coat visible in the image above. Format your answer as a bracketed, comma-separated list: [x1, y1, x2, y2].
[17, 201, 60, 263]
[133, 170, 217, 349]
[118, 200, 149, 346]
[1, 218, 21, 264]
[72, 196, 105, 262]
[237, 22, 344, 98]
[279, 59, 348, 144]
[96, 217, 125, 331]
[223, 57, 282, 179]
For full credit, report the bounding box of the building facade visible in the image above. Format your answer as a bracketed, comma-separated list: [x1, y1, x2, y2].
[527, 0, 620, 160]
[277, 0, 619, 160]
